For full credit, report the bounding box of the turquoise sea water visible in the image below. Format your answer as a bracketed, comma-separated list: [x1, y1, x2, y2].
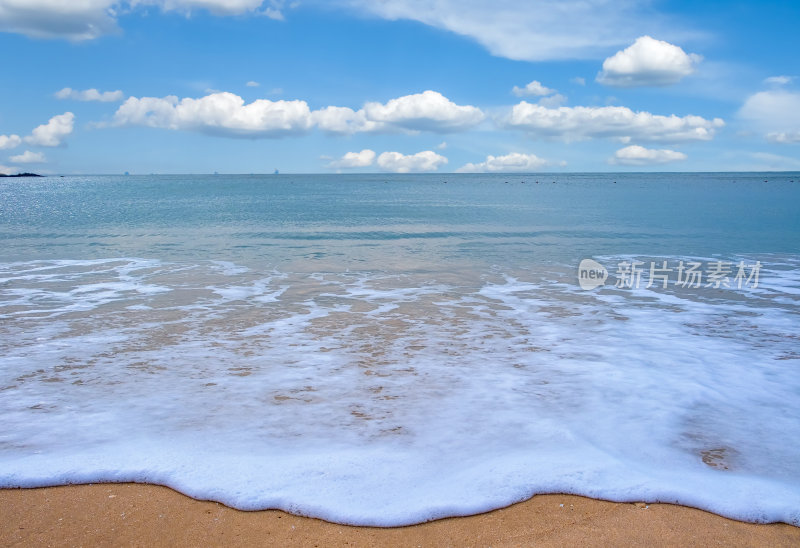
[3, 173, 798, 263]
[1, 173, 799, 525]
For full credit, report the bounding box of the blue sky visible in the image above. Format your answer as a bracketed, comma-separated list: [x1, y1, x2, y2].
[0, 0, 798, 174]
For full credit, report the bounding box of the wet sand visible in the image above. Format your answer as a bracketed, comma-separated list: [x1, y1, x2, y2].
[1, 484, 798, 547]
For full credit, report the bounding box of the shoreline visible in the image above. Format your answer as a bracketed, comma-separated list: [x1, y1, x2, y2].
[1, 484, 798, 546]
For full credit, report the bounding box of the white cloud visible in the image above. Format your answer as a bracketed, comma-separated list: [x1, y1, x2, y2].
[571, 76, 586, 86]
[111, 90, 483, 137]
[766, 132, 800, 144]
[764, 75, 793, 86]
[0, 0, 119, 40]
[536, 93, 566, 108]
[505, 101, 724, 143]
[0, 134, 21, 150]
[511, 80, 555, 97]
[340, 0, 671, 62]
[436, 141, 447, 150]
[150, 0, 268, 15]
[0, 1, 286, 40]
[310, 106, 382, 134]
[261, 5, 284, 20]
[25, 112, 75, 147]
[156, 0, 289, 19]
[0, 164, 18, 175]
[610, 145, 687, 165]
[246, 81, 260, 87]
[376, 150, 448, 173]
[327, 149, 376, 168]
[9, 150, 46, 163]
[112, 92, 314, 137]
[55, 87, 125, 102]
[739, 90, 800, 143]
[456, 152, 550, 172]
[2, 113, 74, 150]
[136, 0, 291, 18]
[363, 90, 484, 132]
[596, 36, 701, 87]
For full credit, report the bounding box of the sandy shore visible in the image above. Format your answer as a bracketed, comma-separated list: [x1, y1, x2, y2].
[1, 485, 798, 547]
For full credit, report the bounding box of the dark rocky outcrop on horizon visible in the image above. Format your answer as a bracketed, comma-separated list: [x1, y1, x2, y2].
[0, 173, 43, 177]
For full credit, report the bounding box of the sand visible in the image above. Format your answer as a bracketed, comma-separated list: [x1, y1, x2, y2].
[1, 484, 798, 547]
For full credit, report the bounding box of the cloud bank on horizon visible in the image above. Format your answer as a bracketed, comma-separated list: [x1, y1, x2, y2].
[0, 0, 797, 173]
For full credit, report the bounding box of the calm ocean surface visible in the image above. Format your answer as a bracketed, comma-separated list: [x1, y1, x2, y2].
[1, 173, 799, 525]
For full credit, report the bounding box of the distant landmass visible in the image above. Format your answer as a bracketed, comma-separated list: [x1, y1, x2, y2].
[0, 173, 43, 177]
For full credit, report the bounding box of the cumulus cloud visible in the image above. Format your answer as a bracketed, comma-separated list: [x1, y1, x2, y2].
[55, 87, 124, 102]
[2, 113, 74, 150]
[25, 112, 75, 147]
[310, 106, 382, 134]
[363, 90, 484, 132]
[246, 81, 260, 87]
[571, 77, 586, 86]
[739, 90, 800, 143]
[111, 90, 481, 137]
[505, 101, 724, 143]
[512, 80, 555, 97]
[112, 92, 314, 137]
[456, 152, 550, 172]
[376, 150, 448, 173]
[327, 149, 376, 168]
[610, 145, 686, 165]
[340, 0, 669, 62]
[0, 164, 17, 175]
[596, 36, 701, 87]
[9, 150, 46, 163]
[0, 134, 21, 150]
[0, 0, 287, 40]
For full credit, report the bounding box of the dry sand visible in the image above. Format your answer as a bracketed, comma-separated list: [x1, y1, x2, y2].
[2, 484, 799, 547]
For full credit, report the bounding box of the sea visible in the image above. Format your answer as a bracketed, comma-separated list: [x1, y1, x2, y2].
[1, 172, 799, 526]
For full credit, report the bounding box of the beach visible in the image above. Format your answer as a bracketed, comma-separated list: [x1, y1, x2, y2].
[2, 484, 799, 546]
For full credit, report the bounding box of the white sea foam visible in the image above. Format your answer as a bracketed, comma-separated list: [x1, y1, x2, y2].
[0, 257, 799, 526]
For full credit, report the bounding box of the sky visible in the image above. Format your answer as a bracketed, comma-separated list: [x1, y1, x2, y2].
[0, 0, 798, 174]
